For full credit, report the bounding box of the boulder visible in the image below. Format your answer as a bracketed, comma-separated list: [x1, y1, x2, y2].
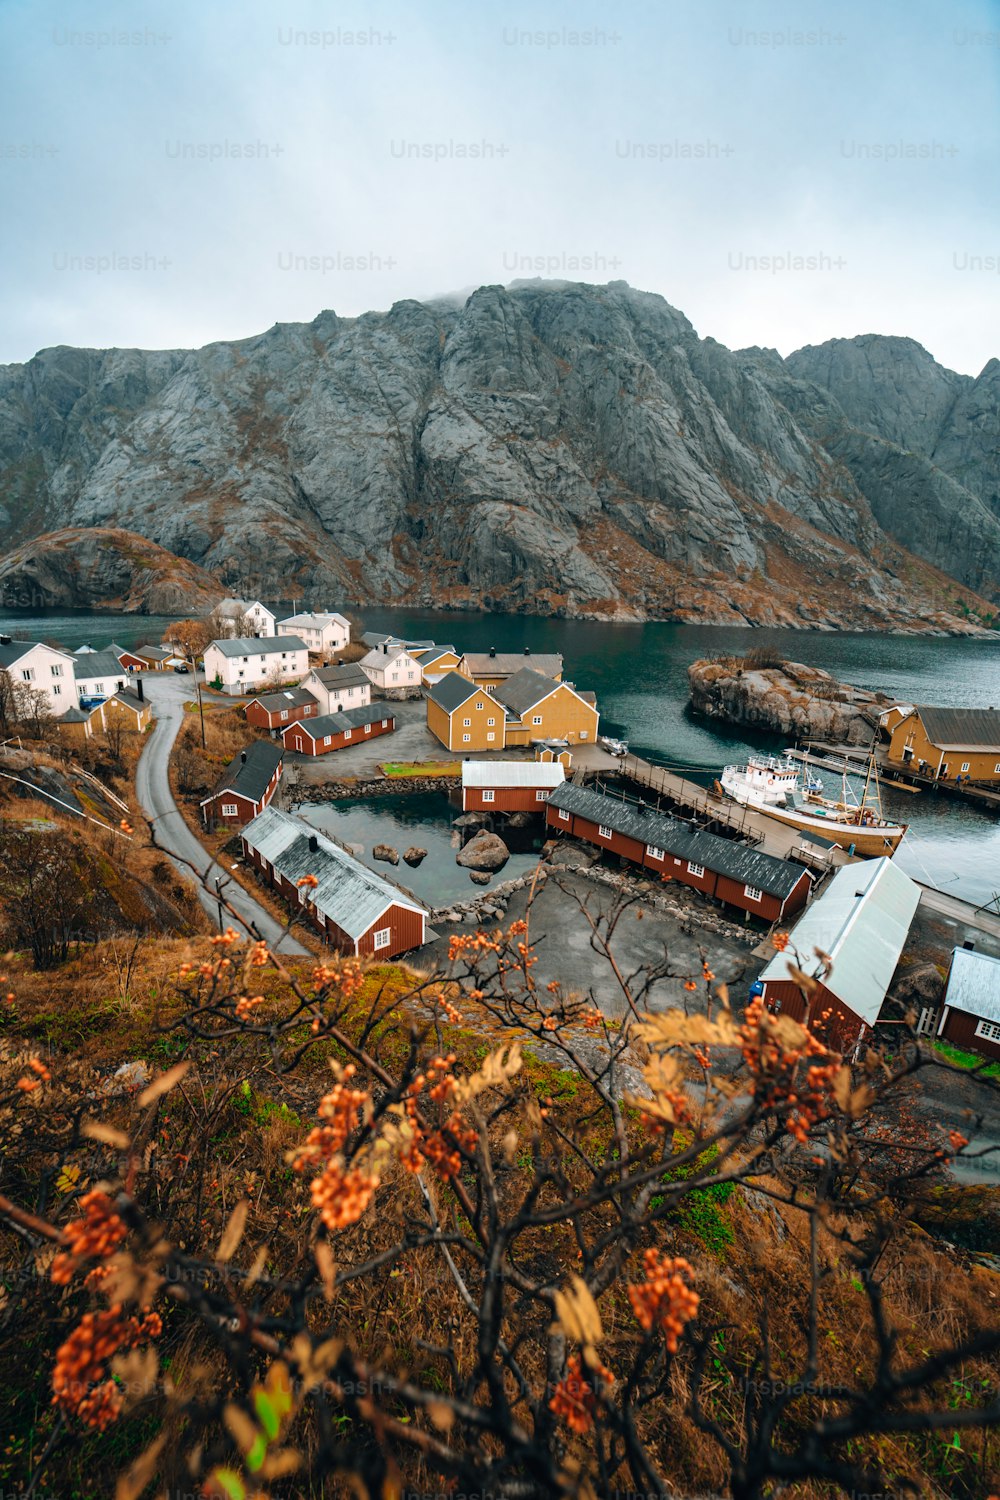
[403, 846, 428, 866]
[373, 844, 399, 865]
[505, 810, 534, 828]
[469, 871, 493, 886]
[453, 812, 487, 828]
[457, 829, 510, 873]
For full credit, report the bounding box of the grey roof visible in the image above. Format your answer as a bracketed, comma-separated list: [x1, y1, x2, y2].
[362, 631, 438, 653]
[496, 667, 562, 718]
[0, 639, 73, 668]
[462, 651, 563, 678]
[242, 806, 425, 940]
[248, 686, 320, 713]
[110, 689, 146, 712]
[278, 611, 349, 630]
[547, 781, 806, 899]
[135, 643, 172, 659]
[359, 645, 416, 670]
[209, 635, 308, 659]
[58, 706, 91, 723]
[944, 948, 1000, 1024]
[216, 596, 271, 617]
[427, 671, 486, 714]
[913, 705, 1000, 750]
[202, 740, 283, 804]
[362, 631, 390, 648]
[73, 650, 128, 682]
[307, 662, 370, 689]
[759, 858, 920, 1025]
[290, 705, 394, 739]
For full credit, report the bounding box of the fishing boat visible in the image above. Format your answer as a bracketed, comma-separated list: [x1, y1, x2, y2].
[720, 753, 907, 857]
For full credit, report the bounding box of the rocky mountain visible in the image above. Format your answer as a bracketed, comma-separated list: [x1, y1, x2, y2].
[0, 527, 223, 614]
[0, 281, 997, 629]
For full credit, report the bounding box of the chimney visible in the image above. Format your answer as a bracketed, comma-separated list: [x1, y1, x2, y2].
[963, 939, 976, 950]
[383, 643, 389, 654]
[136, 679, 144, 702]
[489, 646, 496, 658]
[308, 834, 318, 853]
[523, 646, 530, 656]
[240, 751, 247, 764]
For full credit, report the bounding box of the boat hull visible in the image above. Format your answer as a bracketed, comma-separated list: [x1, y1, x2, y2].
[732, 798, 907, 856]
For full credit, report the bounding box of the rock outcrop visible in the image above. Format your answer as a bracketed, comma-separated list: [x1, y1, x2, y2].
[372, 844, 399, 865]
[456, 830, 510, 873]
[688, 657, 887, 744]
[402, 846, 427, 867]
[1, 285, 997, 628]
[0, 526, 223, 614]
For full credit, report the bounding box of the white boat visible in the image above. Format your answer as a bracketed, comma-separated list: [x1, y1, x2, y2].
[721, 754, 908, 857]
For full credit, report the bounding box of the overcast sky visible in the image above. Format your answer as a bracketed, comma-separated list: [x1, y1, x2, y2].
[2, 0, 998, 374]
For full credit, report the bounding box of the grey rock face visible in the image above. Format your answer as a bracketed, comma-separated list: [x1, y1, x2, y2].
[0, 284, 996, 622]
[688, 658, 882, 744]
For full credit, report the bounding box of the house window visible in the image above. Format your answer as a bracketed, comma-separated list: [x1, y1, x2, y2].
[744, 885, 763, 902]
[647, 846, 664, 861]
[598, 824, 614, 839]
[558, 808, 570, 822]
[51, 664, 62, 677]
[532, 715, 543, 726]
[463, 718, 472, 727]
[995, 764, 1000, 774]
[487, 717, 495, 726]
[580, 731, 589, 740]
[687, 862, 705, 878]
[975, 1018, 1000, 1043]
[373, 927, 392, 950]
[21, 668, 33, 681]
[53, 685, 61, 696]
[961, 762, 971, 773]
[487, 732, 496, 742]
[462, 733, 471, 743]
[381, 719, 388, 727]
[280, 710, 288, 720]
[482, 790, 496, 803]
[476, 700, 484, 710]
[364, 724, 371, 734]
[328, 734, 336, 744]
[94, 683, 104, 694]
[536, 790, 548, 802]
[222, 803, 238, 817]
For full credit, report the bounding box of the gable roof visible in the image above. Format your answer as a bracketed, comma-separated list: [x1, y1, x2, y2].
[208, 635, 307, 659]
[216, 597, 272, 618]
[0, 639, 73, 668]
[758, 857, 920, 1026]
[201, 740, 283, 805]
[359, 645, 417, 671]
[73, 650, 128, 682]
[427, 671, 489, 715]
[461, 651, 563, 679]
[247, 687, 320, 713]
[109, 689, 147, 715]
[548, 781, 807, 900]
[134, 643, 172, 660]
[496, 667, 564, 718]
[305, 662, 370, 689]
[944, 948, 1000, 1024]
[287, 705, 394, 739]
[242, 806, 425, 940]
[462, 760, 566, 789]
[913, 705, 1000, 751]
[278, 611, 350, 631]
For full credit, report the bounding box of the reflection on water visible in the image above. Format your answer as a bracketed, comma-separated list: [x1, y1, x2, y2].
[294, 792, 545, 906]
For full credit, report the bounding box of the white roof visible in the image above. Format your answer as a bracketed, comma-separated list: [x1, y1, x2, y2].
[242, 807, 424, 941]
[359, 646, 416, 670]
[279, 611, 349, 630]
[462, 760, 566, 789]
[759, 856, 920, 1027]
[944, 948, 1000, 1024]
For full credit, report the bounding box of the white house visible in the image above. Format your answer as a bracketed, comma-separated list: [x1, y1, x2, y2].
[358, 643, 423, 695]
[0, 638, 78, 716]
[277, 611, 351, 655]
[204, 635, 309, 695]
[300, 662, 372, 715]
[212, 598, 276, 639]
[73, 650, 129, 705]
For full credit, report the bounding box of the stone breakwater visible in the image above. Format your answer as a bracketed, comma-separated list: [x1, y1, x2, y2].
[687, 656, 891, 746]
[292, 775, 461, 801]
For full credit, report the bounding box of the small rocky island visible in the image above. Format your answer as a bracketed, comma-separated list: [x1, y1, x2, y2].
[688, 652, 891, 745]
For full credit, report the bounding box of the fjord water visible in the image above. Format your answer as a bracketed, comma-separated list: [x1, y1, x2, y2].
[4, 606, 999, 904]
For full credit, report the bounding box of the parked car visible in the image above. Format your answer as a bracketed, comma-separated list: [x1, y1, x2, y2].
[173, 663, 190, 674]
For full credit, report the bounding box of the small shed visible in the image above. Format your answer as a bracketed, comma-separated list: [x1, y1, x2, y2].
[200, 741, 284, 828]
[281, 706, 396, 756]
[462, 758, 565, 812]
[937, 947, 1000, 1061]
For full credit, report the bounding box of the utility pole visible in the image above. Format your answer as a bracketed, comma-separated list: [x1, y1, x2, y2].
[192, 651, 207, 748]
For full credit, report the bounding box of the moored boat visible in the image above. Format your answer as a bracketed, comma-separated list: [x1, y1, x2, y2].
[721, 754, 907, 856]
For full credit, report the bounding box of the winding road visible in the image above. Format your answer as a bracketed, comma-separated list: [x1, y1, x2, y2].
[135, 673, 308, 955]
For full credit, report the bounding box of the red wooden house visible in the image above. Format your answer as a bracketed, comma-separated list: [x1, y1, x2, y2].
[281, 705, 395, 756]
[241, 806, 427, 958]
[461, 758, 566, 812]
[756, 857, 920, 1052]
[935, 947, 1000, 1061]
[545, 781, 811, 923]
[200, 741, 284, 828]
[245, 686, 320, 732]
[109, 642, 147, 673]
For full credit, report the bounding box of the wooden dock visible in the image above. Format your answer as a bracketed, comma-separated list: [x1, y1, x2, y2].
[787, 741, 1000, 813]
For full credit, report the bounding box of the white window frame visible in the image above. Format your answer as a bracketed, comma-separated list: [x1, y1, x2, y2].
[995, 763, 1000, 774]
[687, 862, 705, 878]
[462, 733, 471, 743]
[961, 762, 971, 773]
[558, 808, 570, 822]
[381, 719, 388, 727]
[280, 709, 288, 720]
[21, 667, 34, 681]
[327, 734, 335, 744]
[487, 717, 495, 726]
[53, 685, 61, 696]
[222, 803, 238, 817]
[646, 845, 664, 861]
[975, 1018, 1000, 1043]
[536, 790, 549, 802]
[463, 718, 472, 727]
[486, 732, 496, 742]
[744, 885, 764, 902]
[580, 730, 589, 740]
[598, 824, 614, 840]
[372, 926, 392, 951]
[482, 789, 495, 803]
[532, 715, 543, 726]
[51, 664, 62, 677]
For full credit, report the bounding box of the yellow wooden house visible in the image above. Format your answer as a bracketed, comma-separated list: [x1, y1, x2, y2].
[886, 705, 1000, 784]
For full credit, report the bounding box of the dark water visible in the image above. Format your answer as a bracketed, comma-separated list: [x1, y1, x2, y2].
[5, 605, 999, 904]
[295, 792, 544, 906]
